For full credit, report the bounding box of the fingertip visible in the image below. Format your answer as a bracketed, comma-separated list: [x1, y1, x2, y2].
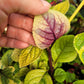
[34, 1, 51, 15]
[41, 0, 51, 8]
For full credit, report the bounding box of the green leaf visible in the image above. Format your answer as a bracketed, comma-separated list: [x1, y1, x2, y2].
[73, 80, 84, 84]
[30, 58, 40, 69]
[38, 61, 49, 70]
[14, 67, 29, 79]
[65, 72, 76, 83]
[53, 62, 62, 69]
[11, 49, 22, 62]
[14, 63, 20, 74]
[66, 4, 84, 19]
[24, 69, 47, 84]
[0, 47, 1, 51]
[30, 50, 49, 70]
[51, 0, 70, 14]
[19, 45, 42, 68]
[0, 67, 23, 84]
[38, 50, 49, 70]
[51, 35, 77, 64]
[74, 33, 84, 63]
[39, 73, 53, 84]
[1, 50, 13, 67]
[0, 60, 6, 69]
[74, 33, 84, 52]
[40, 50, 48, 62]
[54, 68, 66, 83]
[46, 0, 52, 3]
[81, 69, 84, 74]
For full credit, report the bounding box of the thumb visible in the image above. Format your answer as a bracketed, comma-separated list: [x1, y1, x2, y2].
[15, 0, 51, 15]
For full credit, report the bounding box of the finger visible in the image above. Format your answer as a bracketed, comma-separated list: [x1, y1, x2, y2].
[8, 13, 33, 32]
[13, 0, 51, 15]
[7, 26, 35, 45]
[0, 36, 29, 49]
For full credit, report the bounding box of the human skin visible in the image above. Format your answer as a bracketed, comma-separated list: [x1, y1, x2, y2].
[0, 0, 51, 49]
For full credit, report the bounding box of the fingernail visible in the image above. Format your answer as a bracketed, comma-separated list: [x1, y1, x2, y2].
[41, 0, 51, 7]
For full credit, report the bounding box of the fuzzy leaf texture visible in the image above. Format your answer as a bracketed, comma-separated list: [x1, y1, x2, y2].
[19, 45, 42, 68]
[51, 0, 70, 14]
[33, 9, 70, 49]
[51, 35, 77, 64]
[74, 33, 84, 64]
[24, 69, 53, 84]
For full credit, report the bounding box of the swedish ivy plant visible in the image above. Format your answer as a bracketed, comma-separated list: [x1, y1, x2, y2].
[0, 0, 84, 84]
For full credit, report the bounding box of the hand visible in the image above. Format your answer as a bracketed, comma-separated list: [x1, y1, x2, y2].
[0, 0, 51, 49]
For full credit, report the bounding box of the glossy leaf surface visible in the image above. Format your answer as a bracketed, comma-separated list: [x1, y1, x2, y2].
[24, 69, 47, 84]
[74, 33, 84, 64]
[51, 35, 77, 63]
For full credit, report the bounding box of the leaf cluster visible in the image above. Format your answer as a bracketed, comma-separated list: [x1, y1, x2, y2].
[0, 0, 84, 84]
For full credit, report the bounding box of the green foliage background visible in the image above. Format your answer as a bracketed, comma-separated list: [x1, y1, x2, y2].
[0, 0, 84, 84]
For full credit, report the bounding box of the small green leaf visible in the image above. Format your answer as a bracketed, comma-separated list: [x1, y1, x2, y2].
[11, 49, 22, 62]
[0, 67, 23, 84]
[74, 33, 84, 64]
[54, 68, 66, 83]
[38, 50, 49, 70]
[30, 50, 49, 70]
[51, 35, 77, 63]
[40, 50, 48, 62]
[51, 0, 70, 14]
[65, 72, 76, 83]
[73, 80, 84, 84]
[24, 69, 46, 84]
[81, 69, 84, 74]
[19, 45, 42, 68]
[38, 61, 49, 70]
[14, 67, 29, 79]
[1, 50, 13, 67]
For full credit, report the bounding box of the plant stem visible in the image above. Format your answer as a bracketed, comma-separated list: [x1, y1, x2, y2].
[69, 0, 84, 23]
[47, 48, 54, 76]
